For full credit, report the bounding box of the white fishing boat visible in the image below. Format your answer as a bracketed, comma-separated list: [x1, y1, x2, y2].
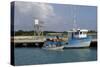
[64, 6, 92, 48]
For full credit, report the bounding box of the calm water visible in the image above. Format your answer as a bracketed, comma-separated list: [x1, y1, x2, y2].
[15, 47, 97, 66]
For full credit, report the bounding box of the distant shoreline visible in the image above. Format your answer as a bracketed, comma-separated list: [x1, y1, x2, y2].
[13, 30, 97, 36]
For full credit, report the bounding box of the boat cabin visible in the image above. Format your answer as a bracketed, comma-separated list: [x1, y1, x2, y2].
[68, 29, 88, 39]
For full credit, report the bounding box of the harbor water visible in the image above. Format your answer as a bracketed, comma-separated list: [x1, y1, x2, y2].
[15, 47, 97, 66]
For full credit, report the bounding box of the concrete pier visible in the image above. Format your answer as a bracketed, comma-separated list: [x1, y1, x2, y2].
[12, 36, 46, 43]
[14, 42, 44, 48]
[11, 36, 46, 48]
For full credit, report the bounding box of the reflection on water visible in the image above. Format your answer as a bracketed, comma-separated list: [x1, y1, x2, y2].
[15, 47, 97, 66]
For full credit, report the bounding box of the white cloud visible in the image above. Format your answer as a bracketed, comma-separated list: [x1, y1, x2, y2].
[15, 1, 55, 21]
[14, 1, 66, 31]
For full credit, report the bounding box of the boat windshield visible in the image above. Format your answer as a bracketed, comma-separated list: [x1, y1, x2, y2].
[74, 31, 84, 35]
[74, 32, 79, 35]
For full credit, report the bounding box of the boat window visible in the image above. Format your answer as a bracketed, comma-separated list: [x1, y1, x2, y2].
[74, 32, 79, 35]
[83, 32, 86, 34]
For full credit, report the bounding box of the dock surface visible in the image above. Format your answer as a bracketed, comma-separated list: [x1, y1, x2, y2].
[12, 36, 46, 43]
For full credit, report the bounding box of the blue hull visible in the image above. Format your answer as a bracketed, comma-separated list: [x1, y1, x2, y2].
[64, 36, 92, 48]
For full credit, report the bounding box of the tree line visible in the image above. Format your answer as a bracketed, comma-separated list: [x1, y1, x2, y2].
[14, 30, 97, 36]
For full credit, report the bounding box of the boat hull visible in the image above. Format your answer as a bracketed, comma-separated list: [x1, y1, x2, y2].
[64, 41, 91, 48]
[42, 46, 64, 50]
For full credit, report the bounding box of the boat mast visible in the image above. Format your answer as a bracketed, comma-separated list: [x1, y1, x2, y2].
[73, 6, 77, 30]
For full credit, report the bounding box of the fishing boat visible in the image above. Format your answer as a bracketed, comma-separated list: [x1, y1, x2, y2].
[64, 6, 92, 48]
[64, 29, 92, 48]
[42, 38, 64, 50]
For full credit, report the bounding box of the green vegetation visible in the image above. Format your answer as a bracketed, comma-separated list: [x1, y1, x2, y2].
[14, 30, 68, 36]
[87, 30, 97, 35]
[15, 30, 34, 36]
[14, 30, 97, 36]
[88, 30, 97, 33]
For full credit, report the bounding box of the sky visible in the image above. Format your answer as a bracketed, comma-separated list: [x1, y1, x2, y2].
[13, 1, 97, 32]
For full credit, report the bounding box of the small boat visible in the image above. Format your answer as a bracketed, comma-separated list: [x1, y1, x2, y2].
[42, 38, 64, 50]
[64, 29, 92, 48]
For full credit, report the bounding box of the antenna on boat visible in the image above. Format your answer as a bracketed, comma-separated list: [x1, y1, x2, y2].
[73, 6, 77, 31]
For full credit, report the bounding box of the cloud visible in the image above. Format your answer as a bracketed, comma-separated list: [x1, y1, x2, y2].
[14, 1, 66, 31]
[15, 2, 55, 21]
[14, 1, 97, 31]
